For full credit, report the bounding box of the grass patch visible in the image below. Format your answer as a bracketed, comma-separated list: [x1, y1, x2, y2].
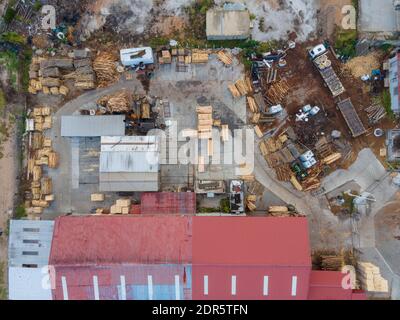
[0, 31, 27, 45]
[184, 0, 215, 40]
[15, 205, 27, 219]
[0, 89, 6, 114]
[380, 89, 394, 120]
[334, 29, 358, 58]
[0, 50, 19, 90]
[4, 6, 16, 24]
[0, 262, 7, 300]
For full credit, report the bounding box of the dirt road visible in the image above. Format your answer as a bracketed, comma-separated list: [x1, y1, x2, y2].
[0, 123, 18, 300]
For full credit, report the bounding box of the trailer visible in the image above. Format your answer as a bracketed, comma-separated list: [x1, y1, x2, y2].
[337, 98, 367, 138]
[313, 52, 345, 97]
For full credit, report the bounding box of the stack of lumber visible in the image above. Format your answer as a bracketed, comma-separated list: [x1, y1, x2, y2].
[247, 97, 260, 113]
[191, 49, 209, 63]
[321, 152, 342, 165]
[93, 51, 119, 88]
[228, 84, 241, 98]
[254, 125, 263, 138]
[265, 79, 290, 104]
[159, 50, 172, 64]
[290, 175, 303, 191]
[320, 255, 344, 271]
[110, 198, 131, 215]
[198, 156, 205, 173]
[357, 262, 389, 293]
[97, 91, 132, 113]
[229, 79, 252, 98]
[246, 194, 257, 211]
[365, 104, 386, 124]
[268, 206, 302, 217]
[221, 124, 229, 142]
[91, 193, 105, 202]
[41, 177, 52, 195]
[217, 50, 233, 65]
[197, 106, 213, 139]
[275, 164, 292, 181]
[31, 107, 52, 132]
[235, 79, 250, 96]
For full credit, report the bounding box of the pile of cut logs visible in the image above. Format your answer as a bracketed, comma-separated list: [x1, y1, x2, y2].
[264, 79, 289, 104]
[97, 90, 132, 113]
[93, 51, 119, 88]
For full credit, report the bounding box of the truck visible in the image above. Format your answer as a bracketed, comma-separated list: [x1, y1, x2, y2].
[309, 44, 345, 97]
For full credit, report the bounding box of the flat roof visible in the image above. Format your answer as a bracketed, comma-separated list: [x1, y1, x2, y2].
[8, 220, 54, 268]
[8, 267, 52, 300]
[61, 115, 126, 137]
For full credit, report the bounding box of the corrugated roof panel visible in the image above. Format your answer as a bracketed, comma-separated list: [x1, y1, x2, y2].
[8, 220, 54, 267]
[99, 151, 159, 172]
[61, 115, 126, 137]
[49, 216, 192, 266]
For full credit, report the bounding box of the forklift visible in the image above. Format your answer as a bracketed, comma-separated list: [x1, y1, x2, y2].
[291, 162, 309, 181]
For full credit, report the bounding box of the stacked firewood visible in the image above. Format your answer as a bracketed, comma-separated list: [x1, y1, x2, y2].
[93, 51, 120, 88]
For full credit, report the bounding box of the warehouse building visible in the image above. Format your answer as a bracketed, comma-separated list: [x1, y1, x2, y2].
[14, 215, 366, 300]
[99, 136, 160, 192]
[8, 220, 54, 300]
[60, 115, 126, 137]
[387, 52, 400, 115]
[206, 5, 251, 40]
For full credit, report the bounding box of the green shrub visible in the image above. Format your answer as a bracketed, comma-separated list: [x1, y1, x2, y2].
[0, 31, 27, 45]
[15, 205, 27, 219]
[4, 7, 17, 24]
[334, 29, 357, 58]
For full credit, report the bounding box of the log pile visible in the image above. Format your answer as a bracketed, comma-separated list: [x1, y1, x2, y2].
[93, 51, 119, 88]
[197, 106, 213, 139]
[265, 79, 290, 104]
[97, 91, 132, 113]
[268, 206, 303, 217]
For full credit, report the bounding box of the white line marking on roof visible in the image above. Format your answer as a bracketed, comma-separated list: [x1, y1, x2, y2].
[147, 275, 153, 300]
[263, 276, 269, 296]
[175, 275, 180, 300]
[231, 275, 237, 296]
[120, 276, 126, 300]
[61, 276, 69, 300]
[93, 276, 100, 300]
[204, 275, 209, 295]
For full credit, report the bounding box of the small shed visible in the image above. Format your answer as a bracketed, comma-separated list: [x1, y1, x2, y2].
[120, 47, 154, 67]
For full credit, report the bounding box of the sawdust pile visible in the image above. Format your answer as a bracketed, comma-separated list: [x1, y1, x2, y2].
[344, 52, 381, 78]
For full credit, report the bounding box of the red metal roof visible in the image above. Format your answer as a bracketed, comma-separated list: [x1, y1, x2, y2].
[140, 192, 196, 214]
[48, 215, 365, 300]
[192, 216, 311, 266]
[308, 271, 367, 300]
[49, 216, 192, 265]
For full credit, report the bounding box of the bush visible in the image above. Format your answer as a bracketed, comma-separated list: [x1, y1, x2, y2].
[219, 198, 230, 213]
[334, 29, 357, 58]
[15, 205, 27, 219]
[4, 7, 16, 24]
[0, 89, 5, 113]
[0, 32, 27, 45]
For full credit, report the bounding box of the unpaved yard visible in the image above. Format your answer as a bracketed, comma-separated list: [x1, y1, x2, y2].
[0, 123, 18, 300]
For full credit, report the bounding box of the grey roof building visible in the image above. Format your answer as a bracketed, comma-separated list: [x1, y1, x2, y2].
[206, 6, 250, 40]
[99, 136, 160, 192]
[61, 115, 126, 137]
[8, 220, 55, 300]
[388, 52, 400, 115]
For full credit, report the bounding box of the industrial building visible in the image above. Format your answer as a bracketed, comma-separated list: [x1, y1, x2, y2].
[206, 6, 251, 40]
[61, 115, 126, 137]
[387, 52, 400, 115]
[99, 136, 160, 192]
[386, 129, 400, 162]
[10, 215, 365, 300]
[8, 220, 55, 300]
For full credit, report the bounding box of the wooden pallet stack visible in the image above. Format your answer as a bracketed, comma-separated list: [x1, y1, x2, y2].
[197, 106, 213, 139]
[357, 262, 389, 293]
[191, 49, 209, 63]
[110, 198, 132, 215]
[158, 50, 172, 64]
[246, 194, 257, 211]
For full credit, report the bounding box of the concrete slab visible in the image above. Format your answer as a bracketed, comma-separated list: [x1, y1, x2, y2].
[359, 0, 398, 32]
